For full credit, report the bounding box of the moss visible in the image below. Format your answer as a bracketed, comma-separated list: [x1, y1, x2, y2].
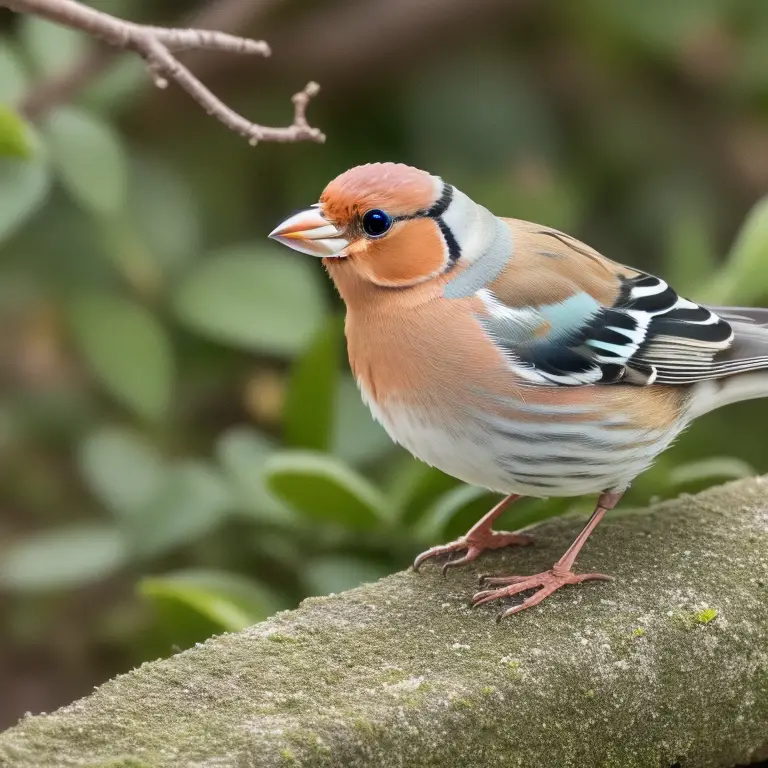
[694, 608, 718, 625]
[672, 607, 719, 630]
[375, 668, 408, 684]
[285, 729, 331, 757]
[505, 660, 522, 678]
[267, 633, 299, 644]
[319, 668, 344, 685]
[279, 696, 306, 713]
[399, 682, 433, 709]
[351, 717, 374, 735]
[1, 477, 767, 768]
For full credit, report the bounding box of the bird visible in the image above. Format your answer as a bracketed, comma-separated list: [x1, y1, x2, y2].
[269, 162, 768, 619]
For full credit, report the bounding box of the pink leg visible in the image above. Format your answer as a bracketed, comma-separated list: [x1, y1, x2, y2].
[413, 493, 533, 575]
[472, 490, 623, 619]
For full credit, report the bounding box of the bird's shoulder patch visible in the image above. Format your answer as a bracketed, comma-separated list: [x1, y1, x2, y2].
[476, 266, 737, 388]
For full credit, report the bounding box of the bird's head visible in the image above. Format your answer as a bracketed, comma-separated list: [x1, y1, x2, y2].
[269, 163, 494, 289]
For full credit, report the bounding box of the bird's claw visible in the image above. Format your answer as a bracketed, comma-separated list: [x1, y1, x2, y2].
[440, 547, 482, 576]
[412, 531, 533, 574]
[471, 568, 612, 619]
[412, 538, 469, 573]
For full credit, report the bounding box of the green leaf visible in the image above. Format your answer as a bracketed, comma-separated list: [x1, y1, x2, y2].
[127, 154, 201, 273]
[386, 458, 461, 527]
[139, 569, 279, 633]
[78, 427, 166, 518]
[130, 462, 232, 559]
[264, 450, 389, 530]
[0, 38, 30, 103]
[19, 16, 83, 77]
[0, 155, 51, 245]
[68, 294, 174, 422]
[415, 484, 495, 541]
[304, 556, 391, 597]
[664, 207, 717, 293]
[215, 426, 293, 523]
[0, 105, 34, 159]
[332, 376, 394, 466]
[0, 523, 128, 592]
[699, 194, 768, 305]
[172, 243, 327, 356]
[44, 107, 128, 216]
[284, 315, 343, 451]
[501, 497, 577, 531]
[667, 457, 755, 495]
[416, 485, 569, 542]
[82, 57, 147, 116]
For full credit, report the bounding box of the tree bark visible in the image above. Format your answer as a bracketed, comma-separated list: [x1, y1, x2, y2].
[1, 478, 767, 767]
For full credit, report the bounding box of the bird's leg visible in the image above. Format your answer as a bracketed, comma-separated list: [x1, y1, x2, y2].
[413, 493, 533, 575]
[472, 490, 623, 619]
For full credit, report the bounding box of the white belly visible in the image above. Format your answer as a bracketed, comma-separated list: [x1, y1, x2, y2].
[358, 382, 681, 497]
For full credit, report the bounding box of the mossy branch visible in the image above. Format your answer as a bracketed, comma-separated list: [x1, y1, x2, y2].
[2, 478, 768, 767]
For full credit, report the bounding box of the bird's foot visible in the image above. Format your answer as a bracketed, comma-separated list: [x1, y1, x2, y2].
[412, 530, 533, 576]
[472, 567, 612, 620]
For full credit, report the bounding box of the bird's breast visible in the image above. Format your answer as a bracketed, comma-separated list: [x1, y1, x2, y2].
[344, 281, 510, 405]
[343, 293, 690, 496]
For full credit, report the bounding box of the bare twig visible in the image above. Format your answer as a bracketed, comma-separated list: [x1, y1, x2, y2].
[16, 0, 283, 121]
[3, 0, 324, 144]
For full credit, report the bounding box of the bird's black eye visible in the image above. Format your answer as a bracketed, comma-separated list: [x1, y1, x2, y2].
[362, 209, 392, 238]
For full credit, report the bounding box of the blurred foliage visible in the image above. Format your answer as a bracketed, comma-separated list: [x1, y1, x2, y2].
[1, 0, 768, 728]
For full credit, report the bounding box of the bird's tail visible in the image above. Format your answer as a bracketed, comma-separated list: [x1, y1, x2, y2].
[689, 306, 768, 418]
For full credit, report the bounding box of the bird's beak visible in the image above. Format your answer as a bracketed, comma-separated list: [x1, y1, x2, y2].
[268, 207, 349, 258]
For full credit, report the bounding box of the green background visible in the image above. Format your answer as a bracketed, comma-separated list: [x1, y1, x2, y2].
[1, 0, 768, 730]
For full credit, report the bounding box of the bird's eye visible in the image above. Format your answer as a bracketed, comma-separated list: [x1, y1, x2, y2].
[362, 209, 392, 238]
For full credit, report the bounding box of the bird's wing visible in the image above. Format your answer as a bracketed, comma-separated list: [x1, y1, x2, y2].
[474, 220, 755, 387]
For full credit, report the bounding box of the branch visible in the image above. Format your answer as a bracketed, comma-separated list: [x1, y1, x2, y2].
[3, 0, 324, 145]
[1, 477, 767, 766]
[15, 0, 276, 120]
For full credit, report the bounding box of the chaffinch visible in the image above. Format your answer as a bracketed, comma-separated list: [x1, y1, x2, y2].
[270, 162, 768, 619]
